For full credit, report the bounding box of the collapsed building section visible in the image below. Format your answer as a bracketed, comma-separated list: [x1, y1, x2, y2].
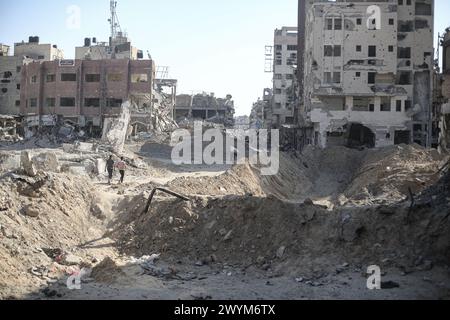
[174, 93, 236, 127]
[299, 0, 434, 149]
[250, 88, 272, 129]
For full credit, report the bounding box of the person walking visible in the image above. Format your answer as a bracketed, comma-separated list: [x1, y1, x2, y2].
[116, 157, 127, 184]
[105, 155, 115, 185]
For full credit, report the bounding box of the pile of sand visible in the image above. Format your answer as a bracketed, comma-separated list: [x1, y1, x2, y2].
[91, 257, 125, 284]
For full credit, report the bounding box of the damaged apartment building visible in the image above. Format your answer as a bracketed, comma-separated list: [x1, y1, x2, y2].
[300, 0, 434, 149]
[19, 58, 155, 136]
[175, 93, 236, 127]
[269, 27, 299, 128]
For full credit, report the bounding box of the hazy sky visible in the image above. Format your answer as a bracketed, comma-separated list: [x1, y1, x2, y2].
[1, 0, 449, 116]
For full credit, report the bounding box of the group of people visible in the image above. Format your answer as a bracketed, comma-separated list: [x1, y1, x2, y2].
[106, 156, 127, 185]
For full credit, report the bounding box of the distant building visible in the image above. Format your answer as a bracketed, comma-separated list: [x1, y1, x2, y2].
[0, 37, 63, 115]
[271, 27, 298, 127]
[234, 115, 250, 130]
[250, 88, 273, 129]
[175, 93, 235, 127]
[19, 58, 155, 133]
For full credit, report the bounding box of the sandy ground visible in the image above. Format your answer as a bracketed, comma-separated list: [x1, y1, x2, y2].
[26, 261, 450, 300]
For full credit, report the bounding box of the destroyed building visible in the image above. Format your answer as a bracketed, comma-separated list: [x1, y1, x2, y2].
[298, 0, 435, 149]
[0, 37, 62, 115]
[437, 27, 450, 152]
[250, 88, 273, 129]
[175, 93, 236, 127]
[269, 27, 298, 127]
[19, 58, 155, 136]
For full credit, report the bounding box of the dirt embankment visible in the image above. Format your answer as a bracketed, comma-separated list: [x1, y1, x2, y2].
[109, 144, 449, 278]
[165, 144, 445, 207]
[0, 173, 115, 299]
[113, 192, 450, 277]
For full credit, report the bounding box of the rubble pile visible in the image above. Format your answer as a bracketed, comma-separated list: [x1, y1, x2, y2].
[113, 194, 450, 276]
[150, 91, 179, 133]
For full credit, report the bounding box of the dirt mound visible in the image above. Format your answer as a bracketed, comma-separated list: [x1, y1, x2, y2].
[91, 257, 125, 284]
[113, 192, 450, 275]
[0, 172, 111, 298]
[167, 163, 264, 197]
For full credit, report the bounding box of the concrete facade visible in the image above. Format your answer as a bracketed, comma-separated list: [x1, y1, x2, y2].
[438, 28, 450, 151]
[14, 38, 64, 61]
[19, 59, 155, 128]
[0, 56, 32, 115]
[301, 0, 434, 149]
[0, 38, 61, 116]
[271, 27, 298, 127]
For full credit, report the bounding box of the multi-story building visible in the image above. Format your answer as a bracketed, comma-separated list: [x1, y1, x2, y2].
[271, 27, 298, 127]
[0, 37, 63, 115]
[19, 58, 155, 133]
[299, 0, 434, 149]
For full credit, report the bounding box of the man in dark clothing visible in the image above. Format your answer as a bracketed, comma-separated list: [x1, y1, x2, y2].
[106, 155, 115, 185]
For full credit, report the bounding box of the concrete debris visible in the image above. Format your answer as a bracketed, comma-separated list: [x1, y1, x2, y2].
[61, 254, 83, 266]
[32, 152, 59, 173]
[22, 204, 40, 218]
[130, 254, 161, 266]
[102, 102, 131, 154]
[20, 151, 37, 177]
